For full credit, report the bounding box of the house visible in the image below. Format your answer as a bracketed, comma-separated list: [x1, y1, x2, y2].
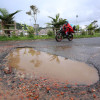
[38, 27, 53, 35]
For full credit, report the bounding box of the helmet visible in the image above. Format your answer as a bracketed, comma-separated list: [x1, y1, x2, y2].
[70, 24, 73, 28]
[65, 20, 69, 25]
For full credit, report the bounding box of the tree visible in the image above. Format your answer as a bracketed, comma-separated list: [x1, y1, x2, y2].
[76, 25, 80, 32]
[95, 27, 100, 33]
[46, 13, 66, 32]
[27, 26, 34, 34]
[16, 23, 22, 29]
[47, 13, 60, 28]
[0, 8, 20, 37]
[26, 5, 39, 25]
[86, 20, 98, 35]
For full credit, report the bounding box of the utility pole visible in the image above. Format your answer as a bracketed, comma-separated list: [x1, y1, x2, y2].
[76, 15, 78, 25]
[76, 15, 78, 33]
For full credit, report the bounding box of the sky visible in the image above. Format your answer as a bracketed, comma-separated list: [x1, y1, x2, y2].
[0, 0, 100, 28]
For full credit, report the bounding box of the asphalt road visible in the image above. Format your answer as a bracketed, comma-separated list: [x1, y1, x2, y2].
[0, 37, 100, 99]
[0, 37, 100, 72]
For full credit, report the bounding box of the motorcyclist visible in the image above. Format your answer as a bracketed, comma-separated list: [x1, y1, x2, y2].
[63, 20, 74, 35]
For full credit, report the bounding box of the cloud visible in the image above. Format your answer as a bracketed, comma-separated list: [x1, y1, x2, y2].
[0, 0, 100, 27]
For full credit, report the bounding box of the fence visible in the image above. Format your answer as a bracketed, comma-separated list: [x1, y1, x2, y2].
[0, 21, 17, 36]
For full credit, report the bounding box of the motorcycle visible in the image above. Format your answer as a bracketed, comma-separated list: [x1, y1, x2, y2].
[55, 28, 73, 42]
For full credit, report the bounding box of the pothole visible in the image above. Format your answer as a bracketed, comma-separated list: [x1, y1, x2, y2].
[5, 48, 99, 85]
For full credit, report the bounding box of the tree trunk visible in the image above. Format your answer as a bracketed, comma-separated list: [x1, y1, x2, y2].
[6, 25, 10, 37]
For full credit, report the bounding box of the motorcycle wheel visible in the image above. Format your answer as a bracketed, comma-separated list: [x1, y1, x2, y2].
[55, 32, 62, 42]
[68, 34, 73, 41]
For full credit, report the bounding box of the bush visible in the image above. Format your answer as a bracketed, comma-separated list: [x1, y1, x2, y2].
[28, 33, 34, 38]
[47, 30, 54, 37]
[81, 29, 87, 35]
[27, 26, 34, 34]
[88, 30, 95, 35]
[20, 32, 24, 37]
[0, 35, 6, 39]
[11, 31, 16, 36]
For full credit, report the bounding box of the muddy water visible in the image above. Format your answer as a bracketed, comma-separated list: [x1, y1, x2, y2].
[6, 48, 99, 85]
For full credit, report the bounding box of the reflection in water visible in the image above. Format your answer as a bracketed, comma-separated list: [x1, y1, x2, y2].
[6, 49, 24, 71]
[7, 49, 20, 69]
[50, 55, 60, 63]
[30, 59, 42, 67]
[28, 48, 40, 56]
[24, 48, 27, 54]
[28, 48, 36, 56]
[28, 48, 41, 67]
[6, 48, 99, 85]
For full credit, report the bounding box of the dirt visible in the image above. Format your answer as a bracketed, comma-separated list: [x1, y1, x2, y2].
[0, 40, 100, 100]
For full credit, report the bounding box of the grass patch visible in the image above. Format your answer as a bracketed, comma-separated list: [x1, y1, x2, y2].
[0, 35, 55, 41]
[0, 33, 100, 41]
[74, 33, 100, 38]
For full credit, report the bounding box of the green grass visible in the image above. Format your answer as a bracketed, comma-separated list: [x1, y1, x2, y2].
[0, 33, 100, 41]
[0, 35, 55, 41]
[74, 33, 100, 38]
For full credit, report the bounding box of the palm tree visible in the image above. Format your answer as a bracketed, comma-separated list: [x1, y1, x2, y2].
[47, 13, 60, 28]
[0, 8, 20, 37]
[86, 20, 98, 35]
[46, 13, 66, 32]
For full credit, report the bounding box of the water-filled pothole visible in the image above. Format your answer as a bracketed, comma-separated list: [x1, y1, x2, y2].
[6, 48, 99, 85]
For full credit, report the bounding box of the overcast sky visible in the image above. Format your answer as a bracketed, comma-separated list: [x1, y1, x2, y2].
[0, 0, 100, 28]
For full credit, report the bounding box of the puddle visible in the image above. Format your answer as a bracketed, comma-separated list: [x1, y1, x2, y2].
[6, 48, 99, 85]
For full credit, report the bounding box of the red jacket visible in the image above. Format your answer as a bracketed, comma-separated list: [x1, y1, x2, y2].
[63, 23, 74, 34]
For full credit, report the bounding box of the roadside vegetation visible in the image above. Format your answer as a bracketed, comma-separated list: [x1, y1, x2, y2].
[74, 33, 100, 38]
[0, 8, 100, 41]
[0, 32, 100, 41]
[0, 8, 20, 37]
[0, 35, 55, 41]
